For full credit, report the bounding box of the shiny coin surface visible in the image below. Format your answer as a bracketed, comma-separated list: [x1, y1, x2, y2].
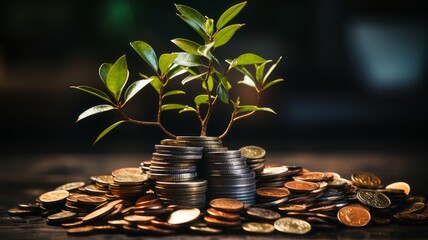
[242, 222, 275, 233]
[357, 190, 391, 209]
[239, 146, 266, 159]
[112, 167, 142, 177]
[247, 207, 281, 220]
[209, 198, 244, 212]
[284, 181, 319, 192]
[206, 208, 240, 221]
[294, 172, 326, 182]
[55, 182, 85, 191]
[114, 174, 148, 184]
[66, 226, 94, 235]
[351, 172, 381, 189]
[337, 205, 371, 227]
[274, 217, 311, 234]
[39, 190, 70, 203]
[168, 208, 200, 225]
[256, 187, 290, 198]
[386, 182, 411, 195]
[77, 195, 107, 205]
[278, 204, 307, 211]
[258, 166, 288, 177]
[124, 215, 156, 223]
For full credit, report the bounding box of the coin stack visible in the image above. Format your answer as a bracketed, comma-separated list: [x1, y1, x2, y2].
[256, 165, 302, 188]
[255, 187, 290, 208]
[154, 180, 207, 209]
[204, 198, 244, 228]
[65, 194, 107, 213]
[147, 144, 203, 182]
[202, 150, 256, 204]
[174, 136, 227, 153]
[240, 146, 266, 173]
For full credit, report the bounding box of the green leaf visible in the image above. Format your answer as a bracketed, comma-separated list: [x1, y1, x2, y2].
[167, 65, 187, 79]
[76, 104, 114, 122]
[106, 55, 129, 101]
[263, 78, 284, 91]
[231, 97, 240, 110]
[238, 75, 257, 89]
[202, 74, 214, 91]
[263, 56, 282, 84]
[161, 104, 186, 111]
[174, 52, 203, 67]
[234, 53, 266, 66]
[130, 41, 158, 73]
[70, 86, 113, 104]
[98, 63, 112, 88]
[197, 42, 215, 59]
[175, 4, 207, 31]
[150, 76, 162, 94]
[233, 65, 255, 81]
[94, 120, 126, 145]
[159, 53, 178, 74]
[177, 14, 208, 42]
[182, 72, 207, 85]
[217, 2, 247, 30]
[218, 74, 231, 91]
[217, 85, 229, 104]
[256, 60, 272, 82]
[214, 24, 243, 48]
[237, 105, 276, 114]
[124, 78, 153, 105]
[163, 90, 186, 99]
[205, 18, 214, 36]
[179, 106, 197, 114]
[171, 38, 201, 56]
[194, 94, 209, 106]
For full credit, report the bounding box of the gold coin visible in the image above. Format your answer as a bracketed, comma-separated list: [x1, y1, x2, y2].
[39, 190, 70, 203]
[246, 207, 281, 220]
[239, 146, 266, 159]
[242, 222, 275, 233]
[55, 182, 85, 191]
[386, 182, 410, 195]
[168, 208, 200, 225]
[351, 172, 381, 189]
[114, 174, 148, 184]
[274, 217, 311, 234]
[112, 167, 142, 177]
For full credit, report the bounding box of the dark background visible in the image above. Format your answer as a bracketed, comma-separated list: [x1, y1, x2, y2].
[1, 0, 427, 155]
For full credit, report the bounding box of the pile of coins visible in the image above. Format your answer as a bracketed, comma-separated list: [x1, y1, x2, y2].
[240, 146, 266, 173]
[8, 144, 428, 236]
[203, 150, 256, 205]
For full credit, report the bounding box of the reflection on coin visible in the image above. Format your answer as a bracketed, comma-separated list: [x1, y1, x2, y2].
[357, 190, 391, 209]
[55, 182, 85, 191]
[112, 167, 142, 177]
[39, 190, 70, 203]
[82, 200, 122, 222]
[168, 208, 200, 225]
[274, 217, 311, 234]
[242, 222, 275, 233]
[284, 181, 319, 192]
[247, 207, 281, 220]
[124, 215, 156, 223]
[256, 187, 290, 198]
[337, 205, 371, 227]
[209, 198, 244, 212]
[259, 166, 288, 177]
[114, 174, 148, 184]
[278, 204, 307, 212]
[351, 172, 381, 189]
[386, 182, 410, 195]
[240, 146, 266, 159]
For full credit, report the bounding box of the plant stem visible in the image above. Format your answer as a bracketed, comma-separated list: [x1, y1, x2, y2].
[200, 61, 214, 136]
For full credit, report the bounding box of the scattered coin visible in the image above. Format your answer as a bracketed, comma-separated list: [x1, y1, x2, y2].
[246, 207, 281, 220]
[351, 172, 381, 189]
[39, 190, 70, 204]
[337, 205, 371, 227]
[168, 208, 200, 225]
[401, 202, 425, 214]
[207, 208, 240, 221]
[274, 217, 311, 234]
[256, 187, 290, 199]
[210, 198, 244, 212]
[66, 226, 94, 235]
[357, 190, 391, 209]
[190, 223, 223, 234]
[386, 182, 411, 195]
[55, 182, 85, 191]
[284, 181, 319, 192]
[242, 222, 275, 233]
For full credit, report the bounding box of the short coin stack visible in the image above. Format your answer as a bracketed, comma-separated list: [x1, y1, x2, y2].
[174, 136, 227, 153]
[203, 150, 256, 204]
[110, 170, 150, 198]
[240, 146, 266, 173]
[154, 180, 207, 209]
[65, 194, 107, 213]
[204, 198, 244, 228]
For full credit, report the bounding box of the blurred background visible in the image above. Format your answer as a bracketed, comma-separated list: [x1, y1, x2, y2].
[1, 0, 427, 165]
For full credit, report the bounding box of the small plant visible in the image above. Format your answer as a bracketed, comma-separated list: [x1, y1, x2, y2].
[71, 2, 283, 144]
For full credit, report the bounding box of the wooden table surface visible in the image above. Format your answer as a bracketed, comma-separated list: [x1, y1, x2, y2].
[1, 153, 428, 239]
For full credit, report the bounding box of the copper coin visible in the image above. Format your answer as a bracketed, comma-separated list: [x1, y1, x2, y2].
[93, 175, 115, 185]
[66, 226, 94, 235]
[284, 181, 319, 192]
[294, 172, 326, 182]
[39, 190, 70, 203]
[82, 199, 123, 222]
[112, 167, 142, 177]
[386, 182, 411, 195]
[168, 208, 200, 225]
[61, 220, 84, 228]
[47, 210, 77, 221]
[209, 198, 244, 212]
[246, 207, 281, 220]
[351, 172, 381, 189]
[204, 215, 241, 227]
[150, 219, 181, 230]
[206, 208, 240, 221]
[278, 204, 307, 212]
[55, 182, 85, 191]
[114, 174, 148, 185]
[108, 219, 131, 226]
[124, 215, 156, 223]
[190, 223, 223, 234]
[337, 205, 371, 227]
[256, 187, 290, 199]
[77, 195, 107, 205]
[137, 224, 175, 234]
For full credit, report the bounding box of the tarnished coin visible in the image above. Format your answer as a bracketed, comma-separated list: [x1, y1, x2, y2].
[55, 182, 85, 191]
[207, 208, 240, 221]
[337, 205, 371, 227]
[278, 204, 307, 212]
[239, 146, 266, 159]
[112, 167, 142, 177]
[114, 174, 148, 184]
[274, 217, 311, 234]
[66, 226, 94, 235]
[294, 172, 326, 182]
[209, 198, 244, 212]
[242, 222, 275, 233]
[284, 181, 319, 192]
[247, 207, 281, 220]
[39, 190, 70, 204]
[357, 190, 391, 209]
[386, 182, 410, 195]
[401, 202, 425, 214]
[47, 210, 77, 222]
[351, 172, 381, 189]
[168, 208, 200, 225]
[256, 187, 290, 198]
